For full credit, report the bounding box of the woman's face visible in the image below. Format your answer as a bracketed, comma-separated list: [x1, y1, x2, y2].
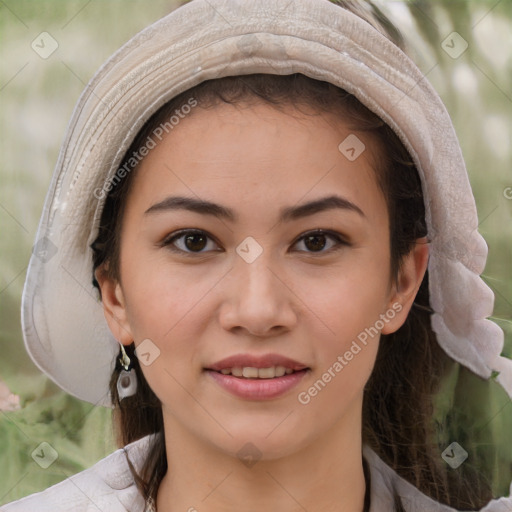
[99, 100, 425, 460]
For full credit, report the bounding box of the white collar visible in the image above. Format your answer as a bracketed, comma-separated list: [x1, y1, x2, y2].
[119, 435, 511, 512]
[5, 433, 509, 512]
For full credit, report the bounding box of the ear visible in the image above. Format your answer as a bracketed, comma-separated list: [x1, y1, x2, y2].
[381, 237, 429, 335]
[94, 264, 134, 346]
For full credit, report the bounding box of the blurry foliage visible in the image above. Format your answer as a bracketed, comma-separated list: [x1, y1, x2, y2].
[0, 392, 115, 503]
[0, 0, 511, 505]
[400, 0, 512, 497]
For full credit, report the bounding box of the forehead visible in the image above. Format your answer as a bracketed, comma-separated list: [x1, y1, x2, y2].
[125, 101, 386, 223]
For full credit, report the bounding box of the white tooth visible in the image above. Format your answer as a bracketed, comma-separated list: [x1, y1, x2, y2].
[220, 369, 231, 375]
[231, 367, 243, 377]
[258, 367, 276, 379]
[285, 368, 293, 375]
[242, 367, 259, 378]
[275, 366, 286, 377]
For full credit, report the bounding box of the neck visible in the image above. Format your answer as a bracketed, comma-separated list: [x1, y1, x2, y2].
[156, 402, 367, 512]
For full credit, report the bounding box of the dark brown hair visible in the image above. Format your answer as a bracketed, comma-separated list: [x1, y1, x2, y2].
[91, 2, 493, 510]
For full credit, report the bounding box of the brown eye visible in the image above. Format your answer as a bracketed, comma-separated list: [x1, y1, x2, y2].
[162, 229, 220, 254]
[293, 230, 349, 254]
[304, 234, 328, 252]
[183, 232, 208, 251]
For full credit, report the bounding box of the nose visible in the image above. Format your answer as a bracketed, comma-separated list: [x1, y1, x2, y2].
[218, 250, 299, 338]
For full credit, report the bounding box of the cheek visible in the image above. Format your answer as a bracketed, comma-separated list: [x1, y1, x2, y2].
[295, 283, 384, 425]
[120, 264, 203, 409]
[299, 255, 390, 397]
[307, 254, 391, 341]
[120, 244, 216, 337]
[119, 253, 220, 383]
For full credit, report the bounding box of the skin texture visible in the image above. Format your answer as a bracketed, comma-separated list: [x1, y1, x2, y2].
[96, 101, 428, 512]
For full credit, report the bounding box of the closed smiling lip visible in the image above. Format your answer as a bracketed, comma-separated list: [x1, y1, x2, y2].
[204, 353, 310, 400]
[205, 353, 309, 373]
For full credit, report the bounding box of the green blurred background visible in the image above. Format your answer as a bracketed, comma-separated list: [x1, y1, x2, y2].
[0, 0, 511, 505]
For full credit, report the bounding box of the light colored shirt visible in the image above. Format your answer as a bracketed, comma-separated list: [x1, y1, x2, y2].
[1, 434, 511, 511]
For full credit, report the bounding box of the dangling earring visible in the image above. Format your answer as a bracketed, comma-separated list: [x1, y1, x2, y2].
[117, 344, 138, 400]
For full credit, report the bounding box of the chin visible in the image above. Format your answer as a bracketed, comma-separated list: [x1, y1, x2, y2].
[206, 419, 316, 462]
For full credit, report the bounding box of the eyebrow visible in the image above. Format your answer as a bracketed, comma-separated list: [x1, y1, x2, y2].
[144, 194, 365, 222]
